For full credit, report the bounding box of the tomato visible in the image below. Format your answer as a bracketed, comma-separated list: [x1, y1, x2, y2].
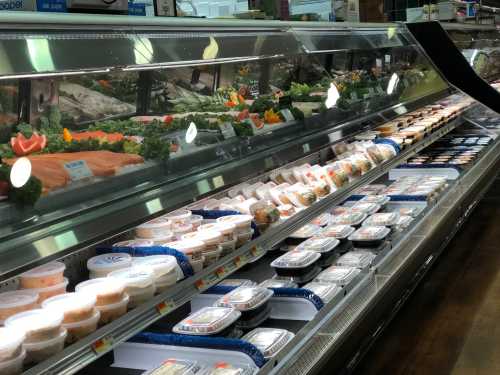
[164, 115, 173, 125]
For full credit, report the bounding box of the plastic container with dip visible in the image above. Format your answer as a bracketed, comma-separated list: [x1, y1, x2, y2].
[62, 309, 100, 344]
[135, 217, 172, 239]
[349, 202, 381, 216]
[164, 240, 205, 273]
[190, 215, 204, 230]
[362, 212, 400, 228]
[336, 250, 376, 269]
[163, 210, 192, 225]
[23, 329, 66, 365]
[204, 362, 255, 375]
[215, 286, 273, 329]
[109, 266, 156, 308]
[359, 195, 390, 207]
[330, 212, 367, 227]
[0, 348, 25, 375]
[216, 215, 253, 234]
[182, 231, 223, 267]
[271, 250, 321, 285]
[172, 223, 194, 241]
[315, 266, 361, 286]
[95, 294, 129, 325]
[0, 327, 25, 362]
[75, 278, 126, 306]
[132, 256, 178, 293]
[87, 253, 132, 279]
[20, 261, 66, 289]
[113, 239, 154, 248]
[296, 237, 341, 267]
[242, 328, 294, 359]
[303, 281, 342, 303]
[5, 309, 64, 343]
[144, 359, 204, 375]
[0, 290, 39, 324]
[144, 232, 174, 246]
[259, 279, 298, 289]
[286, 224, 322, 246]
[198, 223, 236, 242]
[349, 226, 391, 248]
[173, 307, 242, 337]
[42, 292, 96, 324]
[30, 278, 69, 304]
[320, 225, 356, 244]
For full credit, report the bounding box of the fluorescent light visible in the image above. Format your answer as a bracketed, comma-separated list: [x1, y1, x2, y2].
[386, 73, 400, 95]
[185, 122, 198, 144]
[10, 157, 32, 188]
[325, 83, 340, 109]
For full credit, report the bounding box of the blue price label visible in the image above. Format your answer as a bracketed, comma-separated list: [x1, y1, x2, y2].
[36, 0, 66, 12]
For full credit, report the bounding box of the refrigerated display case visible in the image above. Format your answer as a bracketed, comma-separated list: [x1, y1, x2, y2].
[0, 13, 499, 375]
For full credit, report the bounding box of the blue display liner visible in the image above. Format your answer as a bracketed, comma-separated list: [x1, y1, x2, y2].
[191, 209, 260, 239]
[373, 138, 402, 154]
[386, 194, 429, 202]
[130, 332, 266, 367]
[270, 287, 324, 311]
[97, 245, 194, 278]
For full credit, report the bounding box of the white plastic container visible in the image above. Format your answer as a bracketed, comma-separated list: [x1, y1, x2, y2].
[87, 253, 132, 279]
[320, 225, 355, 241]
[113, 239, 154, 248]
[63, 309, 100, 344]
[190, 257, 205, 273]
[172, 223, 194, 241]
[303, 282, 341, 303]
[0, 327, 25, 362]
[75, 278, 126, 306]
[362, 212, 400, 227]
[132, 256, 178, 281]
[349, 202, 381, 215]
[349, 226, 391, 248]
[190, 215, 204, 230]
[96, 294, 129, 325]
[109, 266, 156, 308]
[215, 286, 273, 312]
[20, 261, 66, 289]
[198, 223, 236, 242]
[42, 292, 97, 323]
[271, 251, 321, 283]
[336, 251, 376, 269]
[331, 212, 367, 227]
[395, 215, 414, 231]
[5, 309, 63, 343]
[289, 224, 322, 239]
[135, 217, 172, 239]
[359, 195, 390, 206]
[258, 279, 298, 289]
[0, 290, 39, 324]
[0, 348, 25, 375]
[315, 266, 361, 286]
[296, 237, 340, 253]
[311, 213, 333, 227]
[23, 329, 66, 364]
[219, 238, 237, 256]
[242, 328, 294, 359]
[216, 215, 253, 234]
[144, 358, 203, 375]
[164, 240, 205, 261]
[163, 210, 192, 225]
[146, 232, 174, 246]
[203, 246, 223, 267]
[30, 277, 69, 304]
[236, 229, 254, 247]
[172, 307, 241, 336]
[183, 231, 223, 252]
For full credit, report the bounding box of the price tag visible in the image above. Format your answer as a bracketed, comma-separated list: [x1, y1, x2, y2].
[226, 260, 238, 273]
[195, 273, 219, 291]
[385, 54, 391, 64]
[91, 336, 114, 355]
[216, 266, 227, 278]
[218, 122, 236, 139]
[280, 109, 295, 122]
[156, 300, 175, 316]
[250, 245, 265, 258]
[234, 256, 244, 267]
[64, 160, 93, 181]
[376, 58, 383, 68]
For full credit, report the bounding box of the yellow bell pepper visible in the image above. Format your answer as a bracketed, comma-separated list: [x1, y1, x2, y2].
[63, 128, 73, 142]
[264, 109, 281, 124]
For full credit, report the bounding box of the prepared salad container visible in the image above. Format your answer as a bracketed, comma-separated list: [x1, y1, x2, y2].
[164, 240, 205, 261]
[362, 212, 400, 227]
[203, 362, 255, 375]
[95, 294, 129, 325]
[132, 256, 178, 286]
[336, 250, 376, 269]
[236, 228, 254, 247]
[349, 226, 391, 248]
[315, 266, 361, 286]
[31, 277, 69, 303]
[113, 239, 154, 248]
[271, 250, 321, 284]
[311, 213, 333, 227]
[87, 253, 132, 279]
[259, 279, 298, 289]
[75, 278, 126, 306]
[395, 215, 414, 231]
[0, 327, 25, 362]
[359, 195, 390, 206]
[242, 328, 295, 359]
[163, 210, 192, 225]
[303, 282, 342, 304]
[349, 202, 381, 215]
[109, 266, 156, 308]
[172, 223, 194, 240]
[63, 309, 100, 344]
[216, 215, 253, 234]
[190, 215, 204, 230]
[5, 309, 64, 343]
[23, 328, 66, 365]
[135, 217, 172, 239]
[198, 223, 236, 242]
[144, 359, 204, 375]
[296, 237, 340, 267]
[20, 261, 66, 289]
[0, 348, 25, 375]
[320, 225, 356, 242]
[0, 290, 39, 324]
[331, 212, 367, 227]
[183, 231, 223, 252]
[172, 307, 241, 337]
[42, 292, 96, 323]
[286, 224, 322, 246]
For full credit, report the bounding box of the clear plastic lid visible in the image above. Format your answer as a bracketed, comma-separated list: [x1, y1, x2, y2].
[137, 217, 172, 230]
[217, 279, 257, 288]
[321, 225, 356, 240]
[75, 278, 125, 299]
[20, 261, 66, 279]
[271, 250, 321, 269]
[311, 213, 332, 227]
[87, 253, 132, 272]
[114, 239, 154, 248]
[336, 251, 376, 268]
[216, 215, 253, 228]
[259, 279, 298, 289]
[303, 282, 342, 303]
[396, 215, 414, 229]
[163, 210, 192, 223]
[144, 358, 203, 375]
[164, 240, 205, 255]
[0, 327, 25, 354]
[349, 226, 391, 242]
[109, 266, 155, 288]
[215, 287, 273, 311]
[289, 224, 322, 239]
[360, 195, 390, 205]
[132, 256, 178, 277]
[296, 237, 340, 253]
[362, 212, 400, 227]
[182, 230, 223, 245]
[172, 307, 241, 336]
[204, 362, 254, 375]
[331, 206, 352, 215]
[349, 202, 381, 215]
[315, 266, 361, 285]
[242, 328, 295, 359]
[331, 212, 367, 226]
[5, 308, 64, 333]
[198, 223, 236, 236]
[42, 292, 96, 314]
[0, 290, 39, 309]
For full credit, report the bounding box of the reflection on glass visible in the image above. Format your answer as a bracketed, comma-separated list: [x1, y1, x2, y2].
[134, 38, 154, 65]
[203, 37, 219, 60]
[386, 73, 399, 95]
[185, 122, 198, 143]
[27, 39, 55, 73]
[10, 157, 32, 188]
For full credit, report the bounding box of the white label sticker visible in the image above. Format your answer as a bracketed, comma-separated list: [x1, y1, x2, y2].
[280, 109, 295, 122]
[64, 160, 93, 181]
[376, 58, 383, 68]
[218, 122, 236, 139]
[385, 54, 391, 64]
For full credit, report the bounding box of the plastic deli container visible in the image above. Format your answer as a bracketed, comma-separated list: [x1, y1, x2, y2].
[190, 215, 204, 230]
[172, 223, 194, 240]
[163, 210, 192, 225]
[75, 278, 126, 306]
[336, 250, 376, 269]
[23, 329, 66, 365]
[113, 239, 154, 248]
[315, 266, 361, 286]
[216, 215, 253, 234]
[0, 348, 25, 375]
[349, 202, 381, 215]
[147, 232, 175, 246]
[165, 240, 205, 261]
[5, 309, 64, 343]
[144, 359, 203, 375]
[182, 231, 223, 253]
[87, 253, 132, 279]
[236, 228, 254, 247]
[20, 261, 66, 289]
[135, 217, 172, 239]
[63, 309, 100, 344]
[395, 215, 414, 231]
[349, 226, 391, 248]
[331, 212, 367, 227]
[242, 328, 295, 359]
[95, 294, 129, 325]
[109, 266, 156, 308]
[219, 237, 238, 257]
[172, 307, 242, 337]
[0, 290, 39, 324]
[0, 327, 25, 362]
[198, 223, 236, 242]
[362, 212, 400, 228]
[296, 237, 340, 267]
[217, 279, 257, 288]
[321, 225, 356, 243]
[132, 255, 178, 289]
[286, 224, 322, 247]
[215, 287, 273, 329]
[303, 282, 342, 304]
[311, 213, 333, 227]
[31, 278, 69, 304]
[259, 279, 298, 289]
[42, 292, 96, 324]
[204, 362, 255, 375]
[360, 195, 390, 206]
[271, 251, 321, 284]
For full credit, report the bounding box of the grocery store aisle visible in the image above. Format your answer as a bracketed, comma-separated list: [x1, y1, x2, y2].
[354, 180, 500, 375]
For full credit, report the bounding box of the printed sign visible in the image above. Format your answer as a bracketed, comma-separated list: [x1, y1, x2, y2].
[64, 160, 93, 181]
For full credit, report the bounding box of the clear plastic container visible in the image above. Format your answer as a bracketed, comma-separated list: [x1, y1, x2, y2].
[271, 251, 321, 270]
[360, 195, 390, 206]
[164, 240, 205, 260]
[336, 251, 376, 269]
[163, 210, 192, 225]
[96, 294, 129, 325]
[215, 287, 273, 312]
[217, 279, 256, 288]
[63, 309, 100, 344]
[198, 223, 236, 242]
[296, 238, 340, 254]
[23, 328, 66, 365]
[219, 238, 237, 257]
[236, 229, 254, 247]
[203, 246, 223, 267]
[216, 215, 253, 233]
[349, 226, 391, 248]
[109, 266, 156, 308]
[172, 307, 241, 336]
[363, 212, 400, 227]
[190, 257, 205, 274]
[311, 213, 333, 227]
[132, 255, 178, 280]
[182, 231, 223, 252]
[289, 224, 322, 239]
[75, 278, 126, 306]
[204, 362, 254, 375]
[87, 253, 132, 279]
[321, 225, 355, 241]
[113, 239, 154, 248]
[147, 232, 175, 246]
[31, 277, 68, 304]
[135, 217, 172, 239]
[190, 215, 204, 230]
[331, 212, 367, 227]
[20, 261, 66, 289]
[0, 348, 25, 375]
[242, 328, 294, 359]
[0, 290, 39, 324]
[0, 327, 25, 362]
[144, 358, 203, 375]
[349, 202, 381, 215]
[303, 282, 342, 303]
[42, 292, 97, 324]
[315, 266, 361, 286]
[395, 215, 414, 231]
[156, 272, 178, 294]
[5, 309, 63, 343]
[259, 279, 298, 289]
[172, 223, 194, 241]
